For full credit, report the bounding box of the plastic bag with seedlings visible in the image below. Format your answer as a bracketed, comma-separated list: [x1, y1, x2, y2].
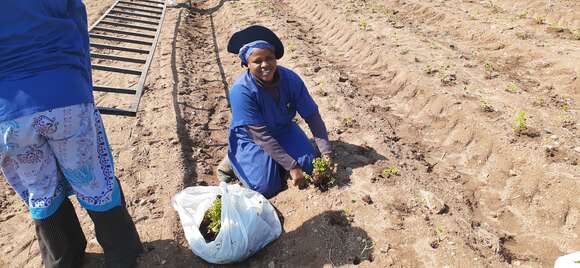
[172, 182, 281, 264]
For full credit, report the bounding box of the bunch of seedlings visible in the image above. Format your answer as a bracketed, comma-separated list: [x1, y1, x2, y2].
[200, 195, 222, 242]
[304, 157, 336, 191]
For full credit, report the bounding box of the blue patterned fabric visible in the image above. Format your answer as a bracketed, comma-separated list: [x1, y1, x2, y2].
[0, 103, 121, 219]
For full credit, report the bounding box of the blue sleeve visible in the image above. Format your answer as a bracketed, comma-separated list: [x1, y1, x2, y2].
[68, 0, 92, 85]
[293, 77, 318, 119]
[230, 85, 266, 128]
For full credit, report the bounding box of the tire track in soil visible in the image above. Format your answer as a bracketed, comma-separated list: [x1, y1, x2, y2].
[282, 0, 579, 266]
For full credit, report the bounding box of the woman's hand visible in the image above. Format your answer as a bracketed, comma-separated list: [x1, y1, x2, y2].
[289, 167, 306, 188]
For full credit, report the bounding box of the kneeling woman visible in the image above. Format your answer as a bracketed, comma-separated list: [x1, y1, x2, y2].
[221, 26, 332, 198]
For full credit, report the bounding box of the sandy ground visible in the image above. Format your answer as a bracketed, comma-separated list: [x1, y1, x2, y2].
[1, 0, 579, 267]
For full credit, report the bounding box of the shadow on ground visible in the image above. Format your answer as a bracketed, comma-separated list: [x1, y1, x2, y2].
[332, 140, 386, 187]
[135, 210, 374, 267]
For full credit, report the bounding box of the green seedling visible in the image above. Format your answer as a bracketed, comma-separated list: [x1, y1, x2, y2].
[305, 157, 336, 189]
[202, 196, 222, 240]
[480, 98, 494, 112]
[342, 208, 351, 217]
[513, 111, 528, 133]
[287, 42, 297, 52]
[515, 31, 533, 40]
[534, 15, 545, 24]
[359, 19, 368, 31]
[572, 29, 580, 40]
[424, 65, 438, 75]
[382, 165, 399, 177]
[560, 103, 570, 112]
[484, 62, 495, 79]
[343, 116, 356, 128]
[575, 260, 580, 263]
[517, 10, 528, 19]
[532, 97, 546, 107]
[505, 83, 519, 93]
[435, 225, 445, 238]
[559, 114, 575, 126]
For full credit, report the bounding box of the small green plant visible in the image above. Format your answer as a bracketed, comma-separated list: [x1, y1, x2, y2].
[517, 10, 528, 19]
[480, 98, 494, 112]
[287, 42, 297, 52]
[532, 97, 546, 107]
[515, 31, 533, 40]
[575, 260, 580, 263]
[342, 208, 351, 217]
[534, 15, 545, 24]
[305, 157, 335, 190]
[505, 83, 519, 93]
[513, 111, 528, 133]
[359, 19, 368, 31]
[484, 62, 495, 79]
[572, 29, 580, 40]
[423, 64, 439, 75]
[560, 103, 570, 112]
[382, 165, 399, 177]
[435, 225, 445, 238]
[342, 116, 356, 128]
[560, 114, 575, 126]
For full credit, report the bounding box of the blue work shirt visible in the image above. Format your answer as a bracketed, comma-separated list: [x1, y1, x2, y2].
[228, 66, 318, 197]
[0, 0, 94, 122]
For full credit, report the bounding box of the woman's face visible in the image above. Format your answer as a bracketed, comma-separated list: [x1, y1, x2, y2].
[247, 48, 277, 82]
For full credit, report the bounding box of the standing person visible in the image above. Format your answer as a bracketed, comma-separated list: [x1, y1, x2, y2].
[218, 25, 333, 198]
[0, 1, 143, 267]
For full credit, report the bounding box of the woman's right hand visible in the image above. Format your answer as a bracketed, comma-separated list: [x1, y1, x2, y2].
[289, 167, 305, 188]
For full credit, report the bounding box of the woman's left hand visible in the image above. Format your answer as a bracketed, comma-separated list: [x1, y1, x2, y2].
[290, 167, 306, 188]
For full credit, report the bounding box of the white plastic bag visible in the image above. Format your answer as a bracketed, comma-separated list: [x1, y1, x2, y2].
[554, 251, 580, 268]
[172, 182, 282, 264]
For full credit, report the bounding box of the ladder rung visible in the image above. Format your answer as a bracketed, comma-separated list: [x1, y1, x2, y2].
[105, 15, 159, 25]
[93, 85, 137, 94]
[100, 21, 157, 32]
[132, 0, 166, 6]
[98, 107, 137, 117]
[90, 34, 153, 46]
[92, 64, 142, 75]
[118, 1, 164, 10]
[114, 6, 162, 15]
[92, 27, 155, 39]
[91, 53, 147, 64]
[110, 10, 161, 20]
[91, 43, 150, 54]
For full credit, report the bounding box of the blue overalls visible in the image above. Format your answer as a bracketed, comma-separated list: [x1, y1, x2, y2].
[228, 66, 318, 198]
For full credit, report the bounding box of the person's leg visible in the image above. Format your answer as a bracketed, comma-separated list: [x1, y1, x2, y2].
[86, 180, 142, 268]
[229, 149, 283, 198]
[0, 114, 85, 268]
[45, 104, 142, 267]
[35, 197, 86, 268]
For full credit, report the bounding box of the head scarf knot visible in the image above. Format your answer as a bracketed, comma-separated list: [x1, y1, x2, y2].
[238, 40, 274, 66]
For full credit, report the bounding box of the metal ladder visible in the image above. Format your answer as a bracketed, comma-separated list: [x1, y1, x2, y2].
[89, 0, 167, 116]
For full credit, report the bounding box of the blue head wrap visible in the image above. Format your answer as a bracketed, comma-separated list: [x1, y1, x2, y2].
[238, 40, 274, 65]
